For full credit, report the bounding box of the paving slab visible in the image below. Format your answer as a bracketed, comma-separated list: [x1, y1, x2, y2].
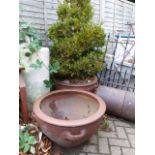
[53, 116, 135, 155]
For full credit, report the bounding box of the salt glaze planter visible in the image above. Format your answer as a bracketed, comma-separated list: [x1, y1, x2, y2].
[33, 89, 106, 148]
[54, 76, 98, 92]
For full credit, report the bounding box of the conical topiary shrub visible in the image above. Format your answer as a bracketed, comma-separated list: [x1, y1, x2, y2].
[48, 0, 106, 80]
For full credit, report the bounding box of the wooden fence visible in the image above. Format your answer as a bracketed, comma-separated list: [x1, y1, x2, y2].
[19, 0, 135, 46]
[19, 0, 101, 46]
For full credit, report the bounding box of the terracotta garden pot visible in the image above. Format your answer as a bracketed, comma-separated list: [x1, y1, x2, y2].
[33, 89, 106, 148]
[54, 76, 98, 92]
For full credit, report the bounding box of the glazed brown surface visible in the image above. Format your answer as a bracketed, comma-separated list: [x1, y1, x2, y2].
[40, 94, 99, 120]
[54, 76, 98, 92]
[33, 89, 106, 147]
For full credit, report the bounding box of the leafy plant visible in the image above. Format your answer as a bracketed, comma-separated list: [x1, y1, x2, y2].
[43, 80, 54, 88]
[30, 59, 43, 69]
[44, 61, 60, 88]
[100, 114, 112, 132]
[28, 40, 41, 54]
[49, 61, 60, 74]
[29, 59, 60, 89]
[19, 129, 38, 154]
[48, 0, 106, 79]
[102, 119, 110, 129]
[19, 20, 60, 89]
[19, 21, 42, 56]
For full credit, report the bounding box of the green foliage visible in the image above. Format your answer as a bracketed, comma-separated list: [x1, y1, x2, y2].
[19, 20, 60, 90]
[28, 40, 41, 54]
[44, 61, 60, 89]
[30, 59, 43, 69]
[48, 0, 106, 79]
[19, 129, 37, 154]
[102, 120, 110, 129]
[19, 21, 42, 56]
[29, 59, 60, 89]
[49, 61, 60, 74]
[56, 0, 93, 24]
[43, 80, 54, 88]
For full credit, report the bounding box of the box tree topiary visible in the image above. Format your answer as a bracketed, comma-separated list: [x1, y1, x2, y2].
[48, 0, 106, 80]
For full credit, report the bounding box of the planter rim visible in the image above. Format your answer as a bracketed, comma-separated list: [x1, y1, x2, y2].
[33, 89, 106, 127]
[54, 76, 98, 87]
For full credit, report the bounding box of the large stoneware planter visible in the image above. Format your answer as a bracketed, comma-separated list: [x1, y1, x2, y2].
[20, 47, 50, 111]
[33, 89, 106, 148]
[54, 76, 98, 92]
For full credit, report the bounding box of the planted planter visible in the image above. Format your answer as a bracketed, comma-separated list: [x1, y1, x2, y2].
[54, 76, 98, 92]
[33, 89, 106, 148]
[48, 0, 106, 91]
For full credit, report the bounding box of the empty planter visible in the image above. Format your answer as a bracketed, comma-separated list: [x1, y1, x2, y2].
[33, 89, 106, 147]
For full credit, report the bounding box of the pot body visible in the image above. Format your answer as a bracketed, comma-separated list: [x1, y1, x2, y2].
[34, 114, 102, 147]
[33, 89, 106, 147]
[54, 76, 98, 92]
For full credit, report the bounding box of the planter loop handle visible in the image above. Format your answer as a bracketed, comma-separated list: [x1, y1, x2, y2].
[62, 129, 86, 141]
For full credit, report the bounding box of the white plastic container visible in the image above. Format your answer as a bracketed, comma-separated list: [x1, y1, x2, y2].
[20, 46, 50, 111]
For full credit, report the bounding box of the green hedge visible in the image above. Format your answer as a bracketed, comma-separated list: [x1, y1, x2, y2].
[48, 0, 106, 79]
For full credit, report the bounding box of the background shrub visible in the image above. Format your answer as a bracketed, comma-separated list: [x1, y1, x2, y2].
[48, 0, 106, 79]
